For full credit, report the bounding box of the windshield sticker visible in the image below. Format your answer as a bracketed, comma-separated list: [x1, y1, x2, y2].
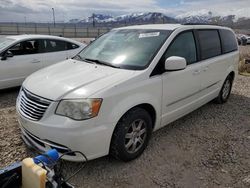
[139, 32, 160, 38]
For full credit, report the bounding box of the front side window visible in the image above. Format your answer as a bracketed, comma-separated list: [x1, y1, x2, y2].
[163, 31, 197, 65]
[76, 29, 172, 70]
[8, 40, 40, 55]
[198, 30, 221, 60]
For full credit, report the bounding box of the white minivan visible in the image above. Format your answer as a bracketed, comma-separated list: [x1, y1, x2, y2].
[16, 24, 239, 162]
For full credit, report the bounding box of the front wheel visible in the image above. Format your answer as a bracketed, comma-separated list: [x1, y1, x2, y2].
[215, 75, 233, 104]
[110, 107, 152, 162]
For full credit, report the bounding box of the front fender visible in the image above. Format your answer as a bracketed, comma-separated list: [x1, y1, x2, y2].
[96, 76, 163, 131]
[109, 93, 161, 130]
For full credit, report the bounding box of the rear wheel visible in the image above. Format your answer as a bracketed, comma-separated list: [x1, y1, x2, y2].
[215, 75, 233, 104]
[110, 107, 152, 162]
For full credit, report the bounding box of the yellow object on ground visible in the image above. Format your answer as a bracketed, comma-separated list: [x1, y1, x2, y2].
[239, 72, 250, 76]
[22, 158, 47, 188]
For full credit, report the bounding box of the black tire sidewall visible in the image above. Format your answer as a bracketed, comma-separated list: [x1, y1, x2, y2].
[110, 108, 152, 161]
[218, 76, 233, 103]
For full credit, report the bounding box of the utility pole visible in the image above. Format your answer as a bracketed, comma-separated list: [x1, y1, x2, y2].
[52, 8, 56, 27]
[92, 13, 95, 27]
[24, 16, 27, 25]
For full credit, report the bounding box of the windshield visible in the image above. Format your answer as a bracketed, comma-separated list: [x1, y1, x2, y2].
[0, 37, 14, 51]
[76, 29, 172, 70]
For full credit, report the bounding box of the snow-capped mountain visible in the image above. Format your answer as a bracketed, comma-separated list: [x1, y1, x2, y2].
[114, 12, 176, 23]
[68, 11, 250, 29]
[68, 19, 80, 23]
[175, 9, 250, 25]
[69, 12, 176, 24]
[175, 10, 214, 23]
[80, 14, 114, 23]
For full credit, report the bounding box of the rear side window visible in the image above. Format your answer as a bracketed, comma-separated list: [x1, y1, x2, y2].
[198, 30, 221, 60]
[163, 31, 197, 65]
[45, 40, 67, 52]
[43, 40, 79, 52]
[66, 42, 79, 50]
[219, 29, 237, 53]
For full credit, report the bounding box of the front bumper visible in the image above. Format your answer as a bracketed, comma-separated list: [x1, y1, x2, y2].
[17, 108, 116, 161]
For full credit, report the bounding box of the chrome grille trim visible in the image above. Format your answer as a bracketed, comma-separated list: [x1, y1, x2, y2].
[21, 93, 49, 108]
[20, 100, 45, 113]
[18, 88, 52, 121]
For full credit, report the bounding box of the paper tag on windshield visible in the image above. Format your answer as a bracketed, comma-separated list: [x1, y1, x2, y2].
[139, 32, 160, 38]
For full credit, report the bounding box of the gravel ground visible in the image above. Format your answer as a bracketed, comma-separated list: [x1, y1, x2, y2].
[0, 75, 249, 188]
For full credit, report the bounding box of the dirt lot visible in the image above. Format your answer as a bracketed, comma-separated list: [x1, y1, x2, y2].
[0, 74, 250, 187]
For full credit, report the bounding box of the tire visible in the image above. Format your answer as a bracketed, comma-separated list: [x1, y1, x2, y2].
[215, 75, 233, 104]
[110, 107, 152, 162]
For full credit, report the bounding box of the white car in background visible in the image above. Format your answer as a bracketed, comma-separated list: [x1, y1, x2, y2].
[246, 35, 250, 44]
[0, 35, 86, 89]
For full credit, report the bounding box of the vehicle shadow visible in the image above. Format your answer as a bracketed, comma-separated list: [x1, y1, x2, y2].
[0, 87, 20, 109]
[59, 93, 249, 187]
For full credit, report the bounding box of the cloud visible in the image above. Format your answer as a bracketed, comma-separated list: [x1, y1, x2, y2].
[0, 0, 249, 22]
[172, 0, 250, 18]
[0, 0, 163, 22]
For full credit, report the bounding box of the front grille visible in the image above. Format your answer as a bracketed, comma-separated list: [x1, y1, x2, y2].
[18, 88, 51, 121]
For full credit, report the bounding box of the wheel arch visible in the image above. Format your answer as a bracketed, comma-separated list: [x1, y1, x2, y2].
[131, 103, 156, 130]
[115, 103, 157, 131]
[108, 102, 157, 158]
[228, 71, 235, 81]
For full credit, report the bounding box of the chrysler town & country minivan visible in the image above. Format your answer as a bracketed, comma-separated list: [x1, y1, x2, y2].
[16, 24, 239, 161]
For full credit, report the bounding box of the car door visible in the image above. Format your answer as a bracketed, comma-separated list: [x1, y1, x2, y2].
[196, 30, 224, 94]
[42, 39, 69, 67]
[0, 39, 44, 89]
[159, 31, 203, 127]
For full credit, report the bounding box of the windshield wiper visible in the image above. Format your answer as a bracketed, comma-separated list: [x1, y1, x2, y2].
[73, 54, 85, 61]
[83, 58, 120, 68]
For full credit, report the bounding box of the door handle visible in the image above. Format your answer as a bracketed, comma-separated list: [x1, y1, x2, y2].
[31, 59, 41, 63]
[203, 66, 209, 72]
[192, 70, 201, 75]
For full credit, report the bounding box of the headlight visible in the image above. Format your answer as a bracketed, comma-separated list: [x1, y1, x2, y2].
[55, 99, 102, 120]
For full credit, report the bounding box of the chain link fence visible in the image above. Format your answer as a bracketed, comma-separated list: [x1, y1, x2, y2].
[0, 23, 112, 38]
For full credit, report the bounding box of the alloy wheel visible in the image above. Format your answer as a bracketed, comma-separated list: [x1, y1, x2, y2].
[222, 79, 231, 100]
[125, 119, 147, 154]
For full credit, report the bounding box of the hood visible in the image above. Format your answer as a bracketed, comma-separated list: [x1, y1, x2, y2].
[23, 59, 135, 100]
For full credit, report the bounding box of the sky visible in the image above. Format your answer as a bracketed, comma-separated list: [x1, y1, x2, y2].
[0, 0, 250, 22]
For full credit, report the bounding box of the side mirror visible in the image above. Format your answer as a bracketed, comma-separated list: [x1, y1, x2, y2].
[165, 56, 187, 71]
[89, 38, 96, 44]
[1, 51, 14, 60]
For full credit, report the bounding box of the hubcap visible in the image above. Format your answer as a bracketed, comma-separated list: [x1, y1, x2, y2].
[125, 119, 147, 154]
[222, 80, 231, 100]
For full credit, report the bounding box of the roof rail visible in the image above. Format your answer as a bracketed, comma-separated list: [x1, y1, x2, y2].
[183, 23, 219, 26]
